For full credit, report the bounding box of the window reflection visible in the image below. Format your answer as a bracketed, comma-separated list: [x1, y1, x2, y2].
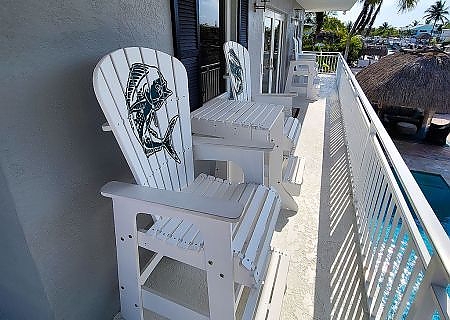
[199, 0, 224, 102]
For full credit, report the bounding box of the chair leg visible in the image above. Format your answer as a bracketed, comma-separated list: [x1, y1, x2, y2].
[113, 200, 144, 320]
[202, 220, 236, 320]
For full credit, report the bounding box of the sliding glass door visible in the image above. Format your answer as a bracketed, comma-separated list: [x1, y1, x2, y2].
[261, 10, 285, 94]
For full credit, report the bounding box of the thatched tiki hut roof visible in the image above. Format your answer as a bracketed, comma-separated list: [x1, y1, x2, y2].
[356, 49, 450, 114]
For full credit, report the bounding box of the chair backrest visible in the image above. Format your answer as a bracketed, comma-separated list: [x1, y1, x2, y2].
[293, 37, 305, 58]
[223, 41, 252, 101]
[293, 37, 300, 57]
[93, 47, 194, 191]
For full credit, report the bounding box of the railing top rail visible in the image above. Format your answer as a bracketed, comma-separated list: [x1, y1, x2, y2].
[337, 53, 450, 275]
[303, 51, 341, 55]
[200, 62, 221, 69]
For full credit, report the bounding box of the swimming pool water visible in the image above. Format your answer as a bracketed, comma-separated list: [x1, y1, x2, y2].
[411, 171, 450, 237]
[372, 171, 449, 319]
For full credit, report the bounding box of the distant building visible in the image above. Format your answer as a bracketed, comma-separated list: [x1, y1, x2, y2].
[410, 24, 434, 37]
[441, 29, 450, 42]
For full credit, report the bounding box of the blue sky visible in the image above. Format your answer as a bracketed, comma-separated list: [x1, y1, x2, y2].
[336, 0, 439, 27]
[198, 0, 443, 28]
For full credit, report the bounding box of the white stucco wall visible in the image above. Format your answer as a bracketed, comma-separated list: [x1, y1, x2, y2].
[0, 1, 173, 319]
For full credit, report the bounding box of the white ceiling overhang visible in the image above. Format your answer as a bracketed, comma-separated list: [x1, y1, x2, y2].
[296, 0, 358, 12]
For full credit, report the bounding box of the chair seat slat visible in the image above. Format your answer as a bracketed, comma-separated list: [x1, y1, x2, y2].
[283, 117, 295, 136]
[167, 221, 194, 246]
[184, 173, 208, 193]
[288, 118, 300, 141]
[209, 100, 244, 122]
[235, 103, 266, 126]
[195, 98, 229, 119]
[250, 104, 274, 128]
[178, 223, 201, 250]
[261, 106, 284, 130]
[217, 101, 250, 123]
[225, 101, 257, 124]
[201, 100, 234, 121]
[232, 186, 267, 257]
[197, 175, 218, 196]
[229, 183, 247, 202]
[190, 232, 204, 251]
[243, 189, 278, 270]
[148, 217, 171, 237]
[157, 217, 183, 241]
[204, 178, 225, 198]
[214, 179, 233, 199]
[232, 184, 258, 234]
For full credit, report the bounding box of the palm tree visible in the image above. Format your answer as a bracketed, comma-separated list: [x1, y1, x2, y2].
[365, 1, 383, 36]
[315, 12, 325, 41]
[381, 21, 390, 32]
[411, 19, 420, 26]
[424, 0, 449, 37]
[344, 0, 419, 59]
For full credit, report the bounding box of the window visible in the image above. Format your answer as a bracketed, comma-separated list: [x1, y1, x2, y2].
[171, 0, 247, 110]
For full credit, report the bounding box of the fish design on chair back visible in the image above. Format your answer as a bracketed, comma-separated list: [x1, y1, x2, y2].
[125, 63, 181, 163]
[228, 48, 244, 98]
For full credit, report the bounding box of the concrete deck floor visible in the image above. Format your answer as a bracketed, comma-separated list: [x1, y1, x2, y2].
[271, 76, 368, 320]
[116, 76, 369, 320]
[394, 139, 450, 185]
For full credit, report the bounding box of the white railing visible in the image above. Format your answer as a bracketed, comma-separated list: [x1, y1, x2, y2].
[200, 62, 221, 103]
[304, 51, 340, 74]
[336, 54, 450, 319]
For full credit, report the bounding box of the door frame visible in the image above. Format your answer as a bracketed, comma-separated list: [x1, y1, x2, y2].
[260, 9, 285, 94]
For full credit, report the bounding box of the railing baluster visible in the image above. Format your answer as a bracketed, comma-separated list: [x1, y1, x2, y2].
[356, 149, 376, 225]
[371, 223, 408, 316]
[359, 160, 382, 234]
[200, 62, 221, 103]
[367, 207, 400, 297]
[379, 239, 414, 319]
[407, 255, 449, 320]
[394, 258, 423, 319]
[362, 180, 388, 258]
[365, 199, 395, 281]
[360, 164, 384, 239]
[314, 52, 450, 319]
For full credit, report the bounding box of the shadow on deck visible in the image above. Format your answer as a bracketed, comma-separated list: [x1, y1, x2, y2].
[273, 76, 369, 319]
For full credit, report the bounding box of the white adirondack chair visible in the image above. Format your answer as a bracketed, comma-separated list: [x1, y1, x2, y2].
[223, 41, 301, 156]
[93, 47, 289, 320]
[285, 37, 319, 100]
[223, 41, 305, 204]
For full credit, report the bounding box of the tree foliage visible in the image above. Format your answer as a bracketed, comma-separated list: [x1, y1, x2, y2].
[369, 22, 401, 37]
[302, 16, 363, 63]
[424, 0, 449, 36]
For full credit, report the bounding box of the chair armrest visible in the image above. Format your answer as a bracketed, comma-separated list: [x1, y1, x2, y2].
[253, 94, 295, 106]
[101, 181, 244, 222]
[192, 135, 274, 151]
